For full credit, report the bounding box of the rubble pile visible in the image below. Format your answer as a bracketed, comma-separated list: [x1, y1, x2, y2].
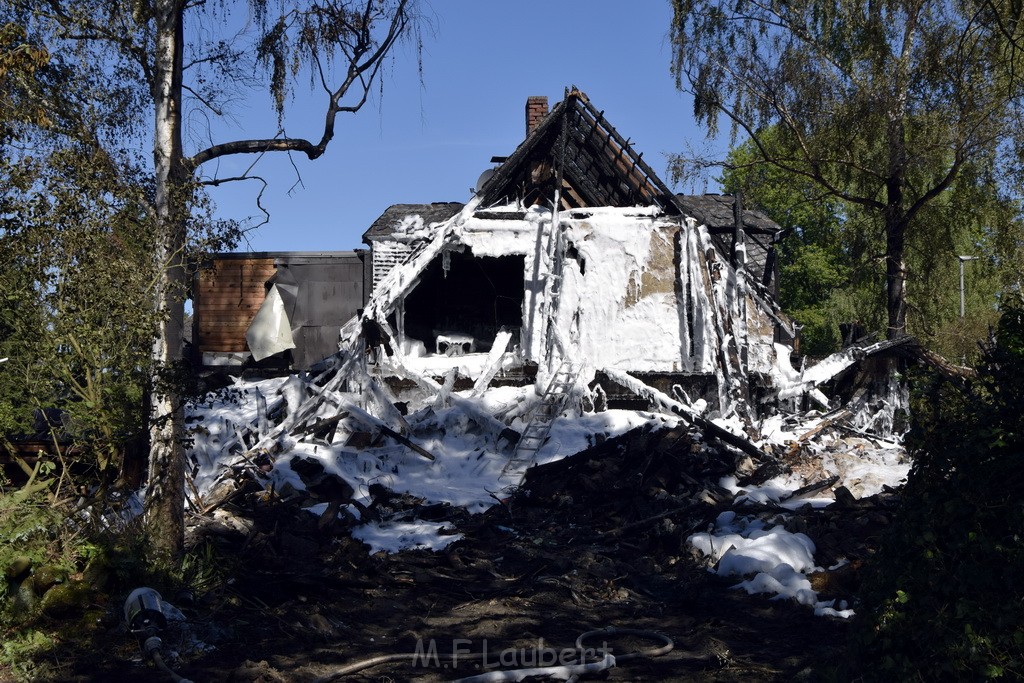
[168, 408, 907, 681]
[187, 380, 906, 615]
[176, 300, 915, 681]
[514, 421, 902, 608]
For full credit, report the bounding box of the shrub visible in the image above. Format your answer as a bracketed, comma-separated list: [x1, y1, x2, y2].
[849, 297, 1024, 680]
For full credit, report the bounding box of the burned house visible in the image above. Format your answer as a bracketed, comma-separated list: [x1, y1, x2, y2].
[354, 90, 794, 412]
[187, 89, 927, 522]
[192, 90, 795, 418]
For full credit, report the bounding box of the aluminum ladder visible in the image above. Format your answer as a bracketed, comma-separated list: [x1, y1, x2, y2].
[502, 360, 580, 476]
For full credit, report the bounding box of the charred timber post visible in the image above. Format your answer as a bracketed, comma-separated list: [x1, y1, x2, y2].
[762, 245, 777, 289]
[731, 191, 744, 269]
[602, 368, 766, 460]
[291, 412, 351, 438]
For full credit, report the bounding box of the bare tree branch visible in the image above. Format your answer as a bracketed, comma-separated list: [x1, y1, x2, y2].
[182, 84, 222, 116]
[188, 0, 411, 169]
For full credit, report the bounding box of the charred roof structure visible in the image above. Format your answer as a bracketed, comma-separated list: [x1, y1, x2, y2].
[191, 89, 791, 394]
[476, 90, 681, 213]
[362, 90, 784, 326]
[479, 91, 781, 293]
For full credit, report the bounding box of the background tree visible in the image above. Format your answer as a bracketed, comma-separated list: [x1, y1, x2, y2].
[0, 22, 217, 485]
[1, 147, 156, 474]
[670, 0, 1024, 341]
[6, 0, 418, 565]
[715, 129, 854, 355]
[0, 23, 49, 436]
[719, 130, 1024, 358]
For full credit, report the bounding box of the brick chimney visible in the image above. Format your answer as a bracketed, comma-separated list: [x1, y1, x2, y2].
[525, 96, 548, 137]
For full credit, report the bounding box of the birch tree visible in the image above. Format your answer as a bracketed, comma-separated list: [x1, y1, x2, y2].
[8, 0, 417, 565]
[670, 0, 1024, 339]
[720, 128, 1024, 358]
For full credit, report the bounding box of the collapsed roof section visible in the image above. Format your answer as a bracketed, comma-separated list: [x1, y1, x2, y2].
[675, 194, 781, 294]
[361, 90, 785, 302]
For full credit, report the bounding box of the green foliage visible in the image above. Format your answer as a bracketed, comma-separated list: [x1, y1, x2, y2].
[850, 295, 1024, 679]
[0, 16, 159, 479]
[176, 538, 236, 598]
[0, 144, 159, 477]
[0, 79, 239, 481]
[252, 0, 416, 124]
[719, 132, 858, 355]
[0, 22, 51, 139]
[0, 440, 159, 679]
[0, 481, 65, 599]
[0, 629, 57, 682]
[721, 131, 1023, 359]
[670, 0, 1024, 338]
[0, 402, 18, 437]
[0, 467, 81, 681]
[4, 0, 418, 563]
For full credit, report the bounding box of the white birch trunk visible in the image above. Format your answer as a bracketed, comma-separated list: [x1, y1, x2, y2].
[145, 0, 188, 564]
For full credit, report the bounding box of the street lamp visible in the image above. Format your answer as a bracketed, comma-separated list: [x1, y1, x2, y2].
[958, 255, 978, 318]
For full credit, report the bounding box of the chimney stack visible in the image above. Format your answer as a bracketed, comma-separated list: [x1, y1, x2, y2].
[525, 96, 548, 137]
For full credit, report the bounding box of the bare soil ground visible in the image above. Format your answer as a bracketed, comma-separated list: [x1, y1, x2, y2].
[33, 423, 893, 682]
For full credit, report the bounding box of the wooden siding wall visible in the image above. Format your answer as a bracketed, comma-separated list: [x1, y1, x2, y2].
[193, 258, 276, 353]
[371, 241, 414, 292]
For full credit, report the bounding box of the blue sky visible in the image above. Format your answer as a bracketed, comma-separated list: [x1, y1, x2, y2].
[201, 1, 730, 253]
